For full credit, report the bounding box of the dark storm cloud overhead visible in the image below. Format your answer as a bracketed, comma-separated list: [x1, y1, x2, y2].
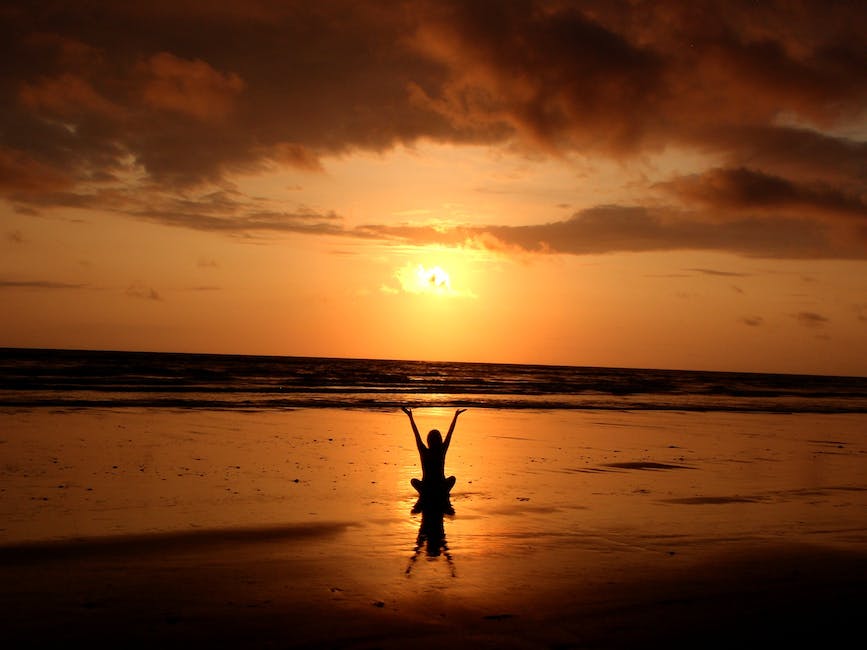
[409, 0, 664, 152]
[0, 0, 458, 188]
[2, 0, 866, 255]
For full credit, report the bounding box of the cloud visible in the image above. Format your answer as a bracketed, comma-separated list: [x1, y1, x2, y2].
[13, 185, 346, 236]
[0, 147, 75, 195]
[361, 205, 865, 259]
[793, 311, 829, 328]
[0, 279, 87, 289]
[126, 282, 163, 301]
[1, 1, 865, 257]
[0, 1, 455, 188]
[687, 268, 751, 277]
[410, 0, 664, 152]
[140, 52, 245, 123]
[660, 167, 867, 220]
[20, 73, 124, 120]
[694, 124, 867, 186]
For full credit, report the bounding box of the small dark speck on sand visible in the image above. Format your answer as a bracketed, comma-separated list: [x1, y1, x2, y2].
[483, 614, 516, 620]
[372, 600, 385, 608]
[293, 478, 300, 483]
[516, 497, 530, 501]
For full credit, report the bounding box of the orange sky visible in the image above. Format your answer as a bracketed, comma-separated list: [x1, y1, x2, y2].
[2, 1, 866, 375]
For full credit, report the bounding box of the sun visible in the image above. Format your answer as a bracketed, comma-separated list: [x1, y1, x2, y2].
[387, 262, 462, 297]
[384, 255, 477, 299]
[416, 264, 452, 293]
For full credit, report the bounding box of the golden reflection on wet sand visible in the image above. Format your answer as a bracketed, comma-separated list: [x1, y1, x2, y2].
[1, 407, 866, 646]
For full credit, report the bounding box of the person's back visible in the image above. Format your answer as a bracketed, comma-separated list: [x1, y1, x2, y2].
[419, 430, 446, 482]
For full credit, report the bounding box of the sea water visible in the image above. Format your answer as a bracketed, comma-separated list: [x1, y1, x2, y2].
[2, 347, 866, 412]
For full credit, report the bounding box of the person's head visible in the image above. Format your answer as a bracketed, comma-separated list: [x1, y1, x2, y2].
[427, 429, 442, 449]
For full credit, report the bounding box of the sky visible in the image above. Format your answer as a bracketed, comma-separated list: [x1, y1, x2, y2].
[1, 0, 866, 376]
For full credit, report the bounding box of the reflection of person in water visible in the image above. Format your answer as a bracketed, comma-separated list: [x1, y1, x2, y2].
[406, 508, 455, 577]
[402, 407, 466, 509]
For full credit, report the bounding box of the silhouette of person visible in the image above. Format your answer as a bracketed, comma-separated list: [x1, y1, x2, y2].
[402, 407, 466, 511]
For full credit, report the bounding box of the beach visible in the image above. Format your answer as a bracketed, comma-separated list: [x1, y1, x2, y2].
[2, 406, 866, 647]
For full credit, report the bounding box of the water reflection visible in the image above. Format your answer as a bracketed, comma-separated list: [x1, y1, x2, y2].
[405, 499, 456, 577]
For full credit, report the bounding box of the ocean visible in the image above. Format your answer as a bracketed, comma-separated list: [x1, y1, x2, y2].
[2, 347, 866, 412]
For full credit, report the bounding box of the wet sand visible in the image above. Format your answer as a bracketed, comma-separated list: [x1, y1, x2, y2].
[2, 407, 866, 647]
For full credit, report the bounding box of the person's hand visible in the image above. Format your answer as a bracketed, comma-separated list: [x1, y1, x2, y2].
[455, 408, 467, 416]
[401, 406, 413, 416]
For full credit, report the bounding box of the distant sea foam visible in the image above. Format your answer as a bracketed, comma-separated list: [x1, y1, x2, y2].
[1, 348, 866, 413]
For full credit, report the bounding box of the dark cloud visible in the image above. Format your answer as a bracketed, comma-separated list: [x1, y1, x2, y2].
[410, 0, 664, 152]
[1, 1, 865, 257]
[0, 0, 454, 188]
[794, 311, 829, 328]
[687, 268, 751, 277]
[12, 186, 346, 236]
[133, 207, 344, 235]
[661, 167, 867, 220]
[126, 283, 162, 301]
[361, 205, 865, 259]
[694, 124, 867, 187]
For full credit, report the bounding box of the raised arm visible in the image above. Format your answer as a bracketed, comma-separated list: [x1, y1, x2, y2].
[443, 408, 467, 453]
[402, 406, 424, 453]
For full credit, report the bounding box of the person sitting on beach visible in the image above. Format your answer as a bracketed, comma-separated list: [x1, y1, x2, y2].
[402, 407, 466, 499]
